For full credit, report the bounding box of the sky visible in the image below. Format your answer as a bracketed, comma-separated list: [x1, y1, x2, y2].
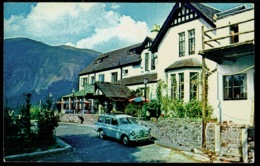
[3, 2, 254, 53]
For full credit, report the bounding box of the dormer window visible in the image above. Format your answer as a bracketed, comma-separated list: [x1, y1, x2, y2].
[129, 49, 136, 55]
[123, 69, 128, 75]
[97, 59, 103, 63]
[145, 42, 151, 49]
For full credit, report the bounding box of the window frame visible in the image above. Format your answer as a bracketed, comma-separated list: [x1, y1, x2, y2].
[170, 74, 177, 100]
[111, 72, 118, 83]
[178, 73, 184, 100]
[145, 52, 150, 71]
[190, 72, 199, 100]
[179, 32, 185, 57]
[223, 73, 247, 100]
[188, 29, 195, 55]
[99, 74, 105, 83]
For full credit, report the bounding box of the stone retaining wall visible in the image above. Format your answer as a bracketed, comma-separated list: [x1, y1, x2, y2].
[138, 118, 203, 151]
[59, 113, 99, 125]
[58, 114, 254, 162]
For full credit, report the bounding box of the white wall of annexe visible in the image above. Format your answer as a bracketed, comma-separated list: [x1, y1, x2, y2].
[215, 55, 254, 125]
[214, 9, 254, 47]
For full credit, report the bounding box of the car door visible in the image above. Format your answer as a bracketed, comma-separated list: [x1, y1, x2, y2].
[103, 117, 112, 137]
[110, 118, 120, 139]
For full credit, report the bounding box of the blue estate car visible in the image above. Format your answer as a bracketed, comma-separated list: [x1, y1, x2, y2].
[94, 114, 151, 145]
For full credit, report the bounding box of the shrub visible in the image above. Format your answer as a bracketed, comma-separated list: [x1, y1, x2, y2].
[124, 103, 142, 117]
[4, 93, 60, 156]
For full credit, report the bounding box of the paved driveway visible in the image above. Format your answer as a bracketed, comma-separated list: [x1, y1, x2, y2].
[24, 123, 203, 163]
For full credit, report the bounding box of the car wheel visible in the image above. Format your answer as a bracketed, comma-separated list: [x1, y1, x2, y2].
[99, 129, 105, 139]
[122, 135, 129, 145]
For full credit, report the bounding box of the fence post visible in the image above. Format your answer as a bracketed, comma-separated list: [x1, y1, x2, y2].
[242, 128, 248, 163]
[215, 124, 220, 153]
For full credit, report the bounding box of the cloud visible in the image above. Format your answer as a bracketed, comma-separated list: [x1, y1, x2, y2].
[4, 2, 150, 52]
[75, 15, 149, 52]
[111, 3, 120, 9]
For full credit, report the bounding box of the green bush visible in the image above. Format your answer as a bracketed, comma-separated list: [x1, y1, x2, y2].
[124, 103, 142, 117]
[146, 100, 161, 118]
[4, 93, 60, 156]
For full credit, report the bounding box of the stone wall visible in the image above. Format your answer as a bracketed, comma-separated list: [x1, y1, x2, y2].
[139, 118, 252, 162]
[205, 122, 216, 151]
[138, 118, 203, 151]
[59, 113, 99, 125]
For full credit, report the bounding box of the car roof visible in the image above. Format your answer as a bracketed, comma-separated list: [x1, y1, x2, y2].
[99, 114, 132, 118]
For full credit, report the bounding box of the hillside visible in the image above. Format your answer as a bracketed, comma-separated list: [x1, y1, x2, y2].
[4, 37, 100, 108]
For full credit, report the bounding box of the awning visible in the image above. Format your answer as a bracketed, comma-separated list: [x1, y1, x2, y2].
[62, 85, 95, 98]
[129, 96, 150, 103]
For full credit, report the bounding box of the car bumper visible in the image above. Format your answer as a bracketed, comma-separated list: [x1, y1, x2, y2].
[130, 135, 151, 142]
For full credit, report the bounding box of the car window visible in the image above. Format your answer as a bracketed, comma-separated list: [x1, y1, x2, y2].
[118, 117, 133, 125]
[129, 117, 137, 124]
[111, 118, 119, 126]
[98, 116, 104, 123]
[105, 118, 111, 124]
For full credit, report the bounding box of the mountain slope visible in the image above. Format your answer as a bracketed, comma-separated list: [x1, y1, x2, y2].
[4, 37, 100, 108]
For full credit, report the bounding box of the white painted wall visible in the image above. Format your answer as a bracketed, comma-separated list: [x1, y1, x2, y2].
[216, 55, 254, 124]
[207, 8, 255, 125]
[157, 19, 215, 81]
[213, 8, 254, 47]
[127, 83, 158, 100]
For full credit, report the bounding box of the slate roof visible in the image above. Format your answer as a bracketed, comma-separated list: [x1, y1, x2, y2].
[192, 3, 221, 22]
[116, 73, 157, 86]
[95, 82, 132, 99]
[150, 3, 221, 53]
[165, 58, 202, 71]
[214, 5, 253, 20]
[79, 43, 142, 75]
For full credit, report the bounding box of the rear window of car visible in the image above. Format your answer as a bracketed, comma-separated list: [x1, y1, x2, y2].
[98, 116, 105, 123]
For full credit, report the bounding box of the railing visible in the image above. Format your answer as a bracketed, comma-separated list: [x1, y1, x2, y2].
[201, 18, 254, 50]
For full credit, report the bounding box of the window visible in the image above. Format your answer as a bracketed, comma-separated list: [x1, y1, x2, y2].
[223, 74, 247, 100]
[151, 53, 157, 70]
[171, 74, 177, 99]
[96, 59, 103, 64]
[111, 118, 118, 126]
[179, 32, 185, 57]
[230, 24, 239, 44]
[123, 69, 128, 75]
[190, 72, 199, 100]
[140, 87, 150, 99]
[145, 53, 150, 71]
[82, 77, 88, 87]
[178, 73, 184, 100]
[98, 116, 104, 123]
[188, 29, 195, 55]
[111, 72, 118, 83]
[91, 76, 95, 84]
[99, 74, 105, 83]
[129, 49, 136, 55]
[105, 118, 111, 124]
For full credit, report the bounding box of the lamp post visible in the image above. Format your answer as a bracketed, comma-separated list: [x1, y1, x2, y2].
[72, 88, 75, 114]
[49, 93, 53, 110]
[144, 78, 148, 120]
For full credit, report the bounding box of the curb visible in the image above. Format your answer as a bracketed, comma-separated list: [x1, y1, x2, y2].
[4, 138, 72, 161]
